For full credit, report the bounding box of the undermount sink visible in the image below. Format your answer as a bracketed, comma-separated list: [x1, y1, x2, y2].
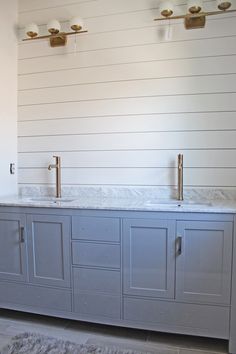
[145, 200, 212, 208]
[29, 197, 75, 203]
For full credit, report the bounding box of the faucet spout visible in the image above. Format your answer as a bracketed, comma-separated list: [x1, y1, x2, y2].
[48, 156, 61, 198]
[177, 154, 184, 201]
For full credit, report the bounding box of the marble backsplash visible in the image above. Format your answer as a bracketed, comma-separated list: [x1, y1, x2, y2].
[18, 185, 236, 201]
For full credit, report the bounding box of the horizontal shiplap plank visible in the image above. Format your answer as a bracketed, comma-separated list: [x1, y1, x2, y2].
[18, 150, 236, 168]
[18, 74, 236, 106]
[18, 93, 236, 121]
[18, 37, 236, 75]
[18, 0, 155, 25]
[18, 16, 236, 60]
[18, 55, 236, 90]
[19, 0, 95, 13]
[18, 112, 236, 136]
[18, 131, 236, 153]
[18, 167, 236, 187]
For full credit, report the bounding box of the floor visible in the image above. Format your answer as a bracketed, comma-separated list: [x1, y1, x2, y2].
[0, 309, 229, 354]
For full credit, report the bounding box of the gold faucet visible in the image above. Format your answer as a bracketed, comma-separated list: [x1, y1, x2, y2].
[177, 154, 184, 201]
[48, 156, 61, 198]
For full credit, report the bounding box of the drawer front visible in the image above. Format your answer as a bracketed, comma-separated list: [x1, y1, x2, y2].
[74, 292, 121, 319]
[73, 268, 120, 294]
[0, 282, 71, 312]
[72, 242, 120, 269]
[124, 297, 230, 339]
[72, 216, 120, 242]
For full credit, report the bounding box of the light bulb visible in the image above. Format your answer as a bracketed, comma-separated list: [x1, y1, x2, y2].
[25, 23, 39, 38]
[47, 19, 61, 34]
[70, 17, 84, 32]
[187, 0, 203, 13]
[159, 0, 174, 17]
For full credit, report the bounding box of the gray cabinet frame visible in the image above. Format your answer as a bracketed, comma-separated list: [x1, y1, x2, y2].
[0, 212, 28, 282]
[0, 206, 235, 353]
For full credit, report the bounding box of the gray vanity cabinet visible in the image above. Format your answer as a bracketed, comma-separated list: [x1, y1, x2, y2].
[123, 218, 176, 299]
[27, 214, 71, 288]
[0, 213, 27, 282]
[176, 220, 233, 305]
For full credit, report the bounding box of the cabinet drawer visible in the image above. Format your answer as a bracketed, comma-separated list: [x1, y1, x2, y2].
[74, 292, 121, 319]
[72, 242, 120, 269]
[73, 268, 120, 294]
[124, 297, 230, 339]
[0, 282, 71, 312]
[72, 216, 120, 242]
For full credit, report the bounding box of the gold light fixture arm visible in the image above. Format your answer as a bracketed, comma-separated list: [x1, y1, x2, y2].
[154, 8, 236, 29]
[154, 8, 236, 21]
[22, 30, 88, 41]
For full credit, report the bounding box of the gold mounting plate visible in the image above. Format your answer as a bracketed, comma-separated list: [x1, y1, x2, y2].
[50, 33, 67, 47]
[184, 15, 206, 29]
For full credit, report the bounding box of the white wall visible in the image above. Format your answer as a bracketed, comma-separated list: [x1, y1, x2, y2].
[18, 0, 236, 190]
[0, 0, 18, 196]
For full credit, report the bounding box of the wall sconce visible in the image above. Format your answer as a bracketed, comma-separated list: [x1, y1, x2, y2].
[23, 17, 87, 47]
[154, 0, 236, 29]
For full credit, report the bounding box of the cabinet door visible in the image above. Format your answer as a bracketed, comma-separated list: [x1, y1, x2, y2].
[0, 213, 27, 282]
[27, 214, 71, 288]
[123, 219, 176, 299]
[176, 221, 233, 305]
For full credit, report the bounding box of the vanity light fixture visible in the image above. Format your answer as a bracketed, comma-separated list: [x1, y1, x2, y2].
[154, 0, 236, 29]
[23, 17, 87, 47]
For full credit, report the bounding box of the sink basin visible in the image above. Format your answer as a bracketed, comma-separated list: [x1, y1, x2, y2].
[29, 197, 75, 203]
[145, 200, 212, 208]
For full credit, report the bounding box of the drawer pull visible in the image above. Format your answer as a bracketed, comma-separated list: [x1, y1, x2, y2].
[19, 226, 25, 243]
[176, 236, 182, 256]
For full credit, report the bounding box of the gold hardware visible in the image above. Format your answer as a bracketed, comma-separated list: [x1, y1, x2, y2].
[154, 8, 236, 29]
[218, 1, 231, 10]
[22, 30, 88, 47]
[161, 8, 174, 17]
[26, 31, 38, 38]
[178, 154, 184, 201]
[188, 5, 202, 13]
[185, 15, 206, 29]
[48, 156, 62, 198]
[71, 24, 83, 32]
[50, 33, 67, 47]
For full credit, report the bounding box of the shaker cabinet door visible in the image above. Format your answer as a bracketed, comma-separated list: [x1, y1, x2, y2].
[27, 214, 71, 288]
[123, 219, 176, 299]
[176, 221, 233, 305]
[0, 213, 27, 282]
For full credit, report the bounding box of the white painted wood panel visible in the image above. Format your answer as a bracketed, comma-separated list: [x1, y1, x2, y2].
[18, 150, 236, 168]
[18, 93, 236, 121]
[18, 0, 236, 190]
[18, 74, 236, 106]
[17, 112, 236, 136]
[18, 131, 236, 153]
[18, 37, 236, 75]
[18, 56, 236, 90]
[18, 167, 236, 187]
[19, 0, 95, 13]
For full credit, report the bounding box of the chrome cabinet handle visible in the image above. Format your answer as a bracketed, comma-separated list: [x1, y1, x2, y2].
[176, 236, 182, 256]
[19, 226, 25, 243]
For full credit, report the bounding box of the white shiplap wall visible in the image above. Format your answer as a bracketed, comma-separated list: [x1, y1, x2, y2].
[18, 0, 236, 189]
[0, 0, 18, 197]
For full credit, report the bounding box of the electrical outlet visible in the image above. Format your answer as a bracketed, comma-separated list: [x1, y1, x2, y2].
[10, 163, 15, 175]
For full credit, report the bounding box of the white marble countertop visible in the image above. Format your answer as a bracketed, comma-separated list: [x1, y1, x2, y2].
[0, 195, 236, 213]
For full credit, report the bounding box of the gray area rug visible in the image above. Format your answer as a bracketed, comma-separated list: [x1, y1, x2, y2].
[0, 332, 158, 354]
